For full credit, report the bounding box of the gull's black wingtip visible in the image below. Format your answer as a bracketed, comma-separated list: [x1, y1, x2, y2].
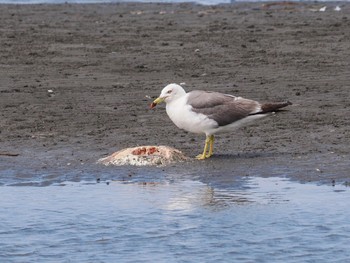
[261, 101, 292, 113]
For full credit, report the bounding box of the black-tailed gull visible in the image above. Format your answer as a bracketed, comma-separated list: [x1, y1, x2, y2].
[150, 83, 292, 160]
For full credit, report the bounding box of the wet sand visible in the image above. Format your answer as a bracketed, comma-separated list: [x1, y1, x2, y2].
[1, 2, 349, 185]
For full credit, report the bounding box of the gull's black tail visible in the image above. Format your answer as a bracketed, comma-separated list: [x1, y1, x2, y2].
[260, 101, 292, 113]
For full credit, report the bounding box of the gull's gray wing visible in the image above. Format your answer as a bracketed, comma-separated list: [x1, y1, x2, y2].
[187, 90, 261, 127]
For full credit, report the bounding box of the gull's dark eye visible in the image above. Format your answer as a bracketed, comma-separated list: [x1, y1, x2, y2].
[167, 90, 172, 94]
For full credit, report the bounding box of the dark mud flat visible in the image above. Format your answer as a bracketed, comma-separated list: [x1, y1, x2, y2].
[0, 2, 349, 185]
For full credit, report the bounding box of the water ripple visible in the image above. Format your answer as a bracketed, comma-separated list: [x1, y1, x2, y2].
[1, 177, 349, 262]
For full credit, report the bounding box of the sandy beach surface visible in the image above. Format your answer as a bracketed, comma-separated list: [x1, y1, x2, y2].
[1, 2, 349, 185]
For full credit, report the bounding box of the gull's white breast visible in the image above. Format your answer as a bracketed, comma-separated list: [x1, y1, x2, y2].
[166, 94, 217, 135]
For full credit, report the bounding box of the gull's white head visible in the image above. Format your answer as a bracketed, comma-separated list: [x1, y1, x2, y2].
[150, 83, 186, 108]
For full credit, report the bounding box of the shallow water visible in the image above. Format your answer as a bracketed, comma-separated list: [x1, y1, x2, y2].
[1, 176, 349, 262]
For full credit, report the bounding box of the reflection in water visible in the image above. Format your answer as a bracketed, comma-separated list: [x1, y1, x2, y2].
[119, 177, 293, 212]
[1, 177, 349, 263]
[109, 179, 255, 212]
[163, 181, 253, 211]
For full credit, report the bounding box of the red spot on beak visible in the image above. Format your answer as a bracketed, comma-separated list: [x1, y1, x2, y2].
[150, 102, 157, 109]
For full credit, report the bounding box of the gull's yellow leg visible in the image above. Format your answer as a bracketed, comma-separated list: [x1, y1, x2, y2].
[206, 135, 214, 158]
[196, 136, 210, 160]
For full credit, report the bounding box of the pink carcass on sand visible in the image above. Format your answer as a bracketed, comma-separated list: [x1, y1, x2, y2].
[97, 146, 189, 166]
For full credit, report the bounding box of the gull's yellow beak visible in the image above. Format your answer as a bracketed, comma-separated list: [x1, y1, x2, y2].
[150, 97, 165, 109]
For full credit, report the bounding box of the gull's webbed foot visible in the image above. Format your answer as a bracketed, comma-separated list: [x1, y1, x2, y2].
[196, 153, 207, 160]
[205, 152, 213, 158]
